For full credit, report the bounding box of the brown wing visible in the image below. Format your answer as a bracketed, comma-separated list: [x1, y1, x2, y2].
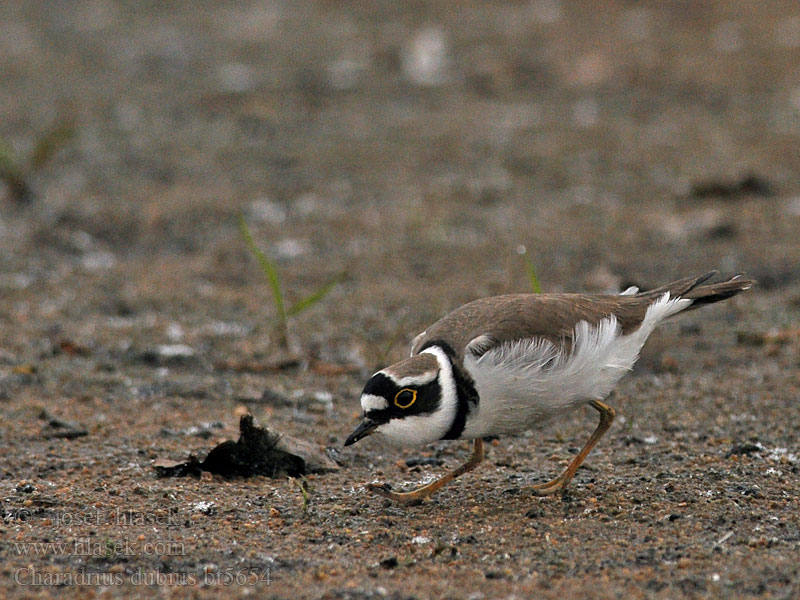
[410, 272, 753, 362]
[411, 293, 651, 361]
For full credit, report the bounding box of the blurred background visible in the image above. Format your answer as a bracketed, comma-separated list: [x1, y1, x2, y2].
[1, 0, 799, 378]
[2, 4, 799, 597]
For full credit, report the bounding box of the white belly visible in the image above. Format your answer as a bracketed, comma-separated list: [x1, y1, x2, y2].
[460, 294, 688, 438]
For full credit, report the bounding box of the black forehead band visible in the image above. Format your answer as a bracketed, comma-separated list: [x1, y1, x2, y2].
[362, 372, 397, 398]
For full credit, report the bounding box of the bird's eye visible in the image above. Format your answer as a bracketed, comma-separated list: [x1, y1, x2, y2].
[393, 388, 417, 409]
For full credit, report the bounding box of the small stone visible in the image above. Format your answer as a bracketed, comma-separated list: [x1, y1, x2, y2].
[402, 28, 449, 86]
[659, 355, 679, 373]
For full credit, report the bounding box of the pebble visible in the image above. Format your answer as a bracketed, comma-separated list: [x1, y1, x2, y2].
[402, 28, 449, 86]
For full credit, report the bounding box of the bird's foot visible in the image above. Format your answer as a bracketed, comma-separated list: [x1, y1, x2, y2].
[528, 476, 570, 497]
[366, 482, 428, 505]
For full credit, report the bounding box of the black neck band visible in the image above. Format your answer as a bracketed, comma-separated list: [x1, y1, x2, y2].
[421, 341, 479, 440]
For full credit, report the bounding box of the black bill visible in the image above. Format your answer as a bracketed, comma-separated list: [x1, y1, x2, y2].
[344, 419, 379, 446]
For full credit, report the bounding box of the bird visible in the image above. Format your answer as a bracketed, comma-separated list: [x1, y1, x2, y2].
[344, 271, 753, 504]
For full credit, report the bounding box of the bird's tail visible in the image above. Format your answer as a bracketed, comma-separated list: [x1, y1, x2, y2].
[637, 271, 755, 310]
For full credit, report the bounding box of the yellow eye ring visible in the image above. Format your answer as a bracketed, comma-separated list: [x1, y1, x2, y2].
[394, 388, 417, 409]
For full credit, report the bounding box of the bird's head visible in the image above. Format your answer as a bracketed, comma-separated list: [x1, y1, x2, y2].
[344, 346, 457, 447]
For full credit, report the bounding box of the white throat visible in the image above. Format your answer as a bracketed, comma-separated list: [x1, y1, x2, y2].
[374, 345, 458, 447]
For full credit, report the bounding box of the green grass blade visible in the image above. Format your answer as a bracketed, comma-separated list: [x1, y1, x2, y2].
[0, 136, 33, 202]
[30, 120, 76, 170]
[0, 136, 19, 174]
[290, 476, 310, 514]
[287, 272, 346, 318]
[238, 216, 287, 325]
[519, 247, 542, 293]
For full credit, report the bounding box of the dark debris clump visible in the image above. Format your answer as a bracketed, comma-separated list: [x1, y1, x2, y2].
[154, 414, 339, 479]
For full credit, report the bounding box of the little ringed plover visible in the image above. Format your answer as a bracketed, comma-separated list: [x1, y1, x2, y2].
[344, 271, 753, 504]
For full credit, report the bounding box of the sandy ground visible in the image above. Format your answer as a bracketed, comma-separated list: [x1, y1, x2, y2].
[1, 1, 800, 598]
